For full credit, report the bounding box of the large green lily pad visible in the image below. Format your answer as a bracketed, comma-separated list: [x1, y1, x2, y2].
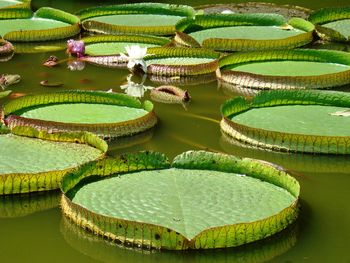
[221, 90, 350, 154]
[71, 168, 295, 240]
[78, 3, 195, 36]
[189, 26, 304, 44]
[0, 7, 80, 41]
[145, 47, 220, 76]
[229, 61, 350, 76]
[61, 151, 299, 250]
[3, 90, 157, 138]
[19, 104, 148, 124]
[195, 2, 311, 20]
[176, 14, 314, 51]
[218, 49, 350, 90]
[0, 126, 107, 195]
[0, 134, 102, 174]
[82, 35, 170, 56]
[61, 214, 297, 263]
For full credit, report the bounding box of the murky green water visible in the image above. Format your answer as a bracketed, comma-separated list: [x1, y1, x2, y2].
[1, 0, 350, 262]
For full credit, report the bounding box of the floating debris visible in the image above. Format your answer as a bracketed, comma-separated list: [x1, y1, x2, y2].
[0, 40, 14, 55]
[40, 80, 64, 87]
[150, 85, 190, 104]
[0, 74, 21, 90]
[43, 56, 59, 67]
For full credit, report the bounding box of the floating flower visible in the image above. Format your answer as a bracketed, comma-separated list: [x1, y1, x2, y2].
[120, 74, 153, 98]
[120, 45, 148, 73]
[66, 39, 85, 58]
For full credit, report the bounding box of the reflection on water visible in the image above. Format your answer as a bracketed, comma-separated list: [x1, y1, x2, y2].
[220, 132, 350, 175]
[120, 74, 154, 98]
[0, 190, 60, 218]
[60, 215, 298, 263]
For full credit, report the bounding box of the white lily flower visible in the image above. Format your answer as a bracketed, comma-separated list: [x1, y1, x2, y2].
[120, 45, 148, 73]
[120, 74, 153, 98]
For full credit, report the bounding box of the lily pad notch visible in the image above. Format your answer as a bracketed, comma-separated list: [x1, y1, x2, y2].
[61, 150, 299, 250]
[221, 90, 350, 154]
[3, 90, 157, 139]
[309, 7, 350, 42]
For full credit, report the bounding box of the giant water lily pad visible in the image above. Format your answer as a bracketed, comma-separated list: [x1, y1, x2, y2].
[145, 47, 220, 76]
[221, 90, 350, 154]
[61, 151, 299, 250]
[61, 214, 297, 262]
[218, 49, 350, 90]
[176, 13, 314, 51]
[0, 7, 80, 41]
[77, 3, 195, 36]
[309, 7, 350, 42]
[3, 90, 157, 138]
[0, 126, 107, 195]
[195, 2, 311, 20]
[83, 35, 170, 56]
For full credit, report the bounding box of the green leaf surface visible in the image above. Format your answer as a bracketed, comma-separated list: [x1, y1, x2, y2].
[18, 103, 149, 124]
[323, 19, 350, 39]
[228, 61, 350, 76]
[231, 105, 350, 136]
[77, 3, 195, 20]
[0, 18, 70, 37]
[85, 42, 159, 56]
[189, 26, 304, 44]
[71, 168, 295, 240]
[86, 14, 185, 27]
[0, 134, 102, 174]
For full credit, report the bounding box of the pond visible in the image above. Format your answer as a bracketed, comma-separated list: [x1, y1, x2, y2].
[0, 0, 350, 262]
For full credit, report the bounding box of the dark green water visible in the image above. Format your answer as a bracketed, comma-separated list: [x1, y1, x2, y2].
[0, 0, 350, 262]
